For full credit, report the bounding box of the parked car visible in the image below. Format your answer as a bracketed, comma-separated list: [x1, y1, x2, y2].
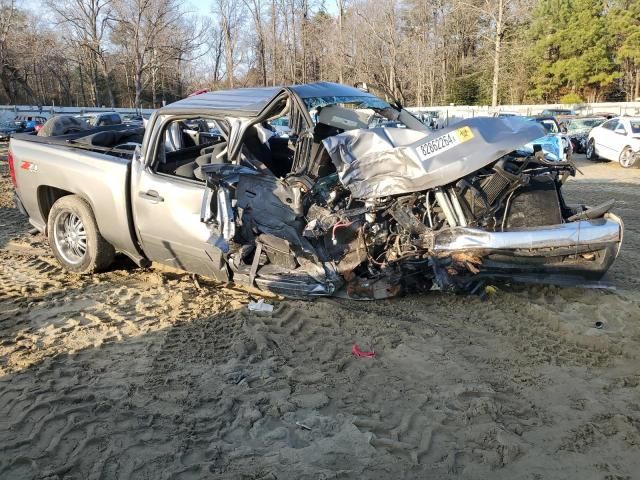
[9, 82, 623, 299]
[517, 116, 573, 161]
[14, 115, 47, 132]
[76, 112, 122, 127]
[493, 111, 520, 118]
[587, 116, 640, 167]
[541, 108, 577, 117]
[0, 121, 17, 141]
[121, 114, 144, 127]
[565, 116, 606, 154]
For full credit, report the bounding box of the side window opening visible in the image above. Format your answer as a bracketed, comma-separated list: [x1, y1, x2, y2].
[154, 117, 228, 182]
[239, 98, 298, 179]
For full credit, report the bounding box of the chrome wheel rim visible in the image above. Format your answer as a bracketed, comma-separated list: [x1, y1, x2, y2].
[54, 211, 87, 265]
[587, 142, 594, 158]
[620, 149, 633, 168]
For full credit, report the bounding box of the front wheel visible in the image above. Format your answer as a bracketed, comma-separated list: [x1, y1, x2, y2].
[47, 195, 115, 274]
[586, 138, 598, 161]
[619, 146, 636, 168]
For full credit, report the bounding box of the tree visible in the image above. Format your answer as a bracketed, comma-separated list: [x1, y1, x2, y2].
[213, 0, 244, 88]
[111, 0, 185, 108]
[608, 0, 640, 100]
[243, 0, 267, 86]
[529, 0, 618, 102]
[46, 0, 115, 107]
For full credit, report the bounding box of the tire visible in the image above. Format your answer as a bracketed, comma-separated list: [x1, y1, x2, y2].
[586, 138, 598, 161]
[47, 195, 115, 274]
[619, 146, 636, 168]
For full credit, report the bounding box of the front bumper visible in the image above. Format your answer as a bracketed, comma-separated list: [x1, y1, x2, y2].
[434, 213, 623, 281]
[434, 214, 622, 255]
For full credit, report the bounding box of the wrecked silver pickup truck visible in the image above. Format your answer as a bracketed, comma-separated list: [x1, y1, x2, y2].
[9, 82, 623, 299]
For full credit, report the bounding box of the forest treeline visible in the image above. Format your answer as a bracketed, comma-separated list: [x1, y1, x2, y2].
[0, 0, 638, 108]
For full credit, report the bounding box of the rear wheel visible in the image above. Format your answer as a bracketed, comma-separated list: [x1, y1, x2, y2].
[619, 146, 636, 168]
[47, 195, 115, 274]
[586, 138, 598, 161]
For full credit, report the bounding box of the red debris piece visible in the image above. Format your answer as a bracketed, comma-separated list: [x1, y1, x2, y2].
[352, 344, 376, 358]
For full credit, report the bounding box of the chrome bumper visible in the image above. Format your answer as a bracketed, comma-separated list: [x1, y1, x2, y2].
[434, 213, 623, 255]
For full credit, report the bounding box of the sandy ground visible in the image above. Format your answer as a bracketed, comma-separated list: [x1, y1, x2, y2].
[1, 144, 639, 480]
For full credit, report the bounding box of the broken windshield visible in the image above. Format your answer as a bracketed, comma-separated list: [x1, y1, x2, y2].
[303, 95, 408, 128]
[302, 95, 390, 112]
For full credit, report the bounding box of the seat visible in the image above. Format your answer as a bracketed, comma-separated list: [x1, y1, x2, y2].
[173, 142, 228, 180]
[308, 123, 341, 178]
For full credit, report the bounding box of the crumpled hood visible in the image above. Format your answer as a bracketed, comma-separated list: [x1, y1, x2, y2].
[322, 116, 545, 199]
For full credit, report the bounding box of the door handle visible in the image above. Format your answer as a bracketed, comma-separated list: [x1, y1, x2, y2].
[139, 190, 164, 202]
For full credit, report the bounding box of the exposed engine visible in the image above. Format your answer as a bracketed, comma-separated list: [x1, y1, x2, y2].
[200, 116, 622, 300]
[278, 153, 573, 298]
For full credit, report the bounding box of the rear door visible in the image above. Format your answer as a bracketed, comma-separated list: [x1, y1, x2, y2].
[131, 115, 229, 281]
[611, 120, 630, 158]
[595, 119, 618, 160]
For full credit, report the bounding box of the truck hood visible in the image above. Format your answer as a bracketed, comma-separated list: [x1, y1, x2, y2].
[322, 116, 545, 199]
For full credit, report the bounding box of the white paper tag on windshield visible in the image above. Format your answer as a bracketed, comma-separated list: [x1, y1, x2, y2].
[416, 126, 474, 161]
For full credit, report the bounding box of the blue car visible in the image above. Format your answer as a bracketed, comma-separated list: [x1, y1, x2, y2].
[517, 116, 572, 161]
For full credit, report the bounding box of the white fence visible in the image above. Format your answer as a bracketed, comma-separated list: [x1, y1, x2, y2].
[0, 105, 155, 123]
[2, 100, 640, 128]
[407, 102, 640, 127]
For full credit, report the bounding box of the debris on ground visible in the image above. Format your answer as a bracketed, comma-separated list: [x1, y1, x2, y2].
[248, 298, 274, 314]
[352, 344, 376, 358]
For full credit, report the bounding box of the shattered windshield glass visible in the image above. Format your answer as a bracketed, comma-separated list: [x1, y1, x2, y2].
[302, 95, 390, 111]
[567, 118, 604, 131]
[303, 95, 402, 127]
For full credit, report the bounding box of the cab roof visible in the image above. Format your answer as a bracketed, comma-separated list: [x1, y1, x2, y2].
[158, 82, 377, 117]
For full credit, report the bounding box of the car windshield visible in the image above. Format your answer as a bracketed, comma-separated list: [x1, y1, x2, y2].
[567, 118, 604, 131]
[536, 119, 559, 133]
[630, 120, 640, 134]
[303, 95, 401, 126]
[303, 95, 390, 111]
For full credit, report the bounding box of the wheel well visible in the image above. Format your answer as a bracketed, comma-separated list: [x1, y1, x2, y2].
[37, 186, 74, 227]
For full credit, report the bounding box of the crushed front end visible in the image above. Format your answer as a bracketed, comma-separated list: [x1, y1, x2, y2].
[200, 113, 623, 300]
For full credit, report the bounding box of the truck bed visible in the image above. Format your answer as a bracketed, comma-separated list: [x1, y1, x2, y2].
[10, 126, 144, 263]
[13, 125, 144, 158]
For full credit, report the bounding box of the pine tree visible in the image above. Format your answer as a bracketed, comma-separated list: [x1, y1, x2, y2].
[528, 0, 617, 102]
